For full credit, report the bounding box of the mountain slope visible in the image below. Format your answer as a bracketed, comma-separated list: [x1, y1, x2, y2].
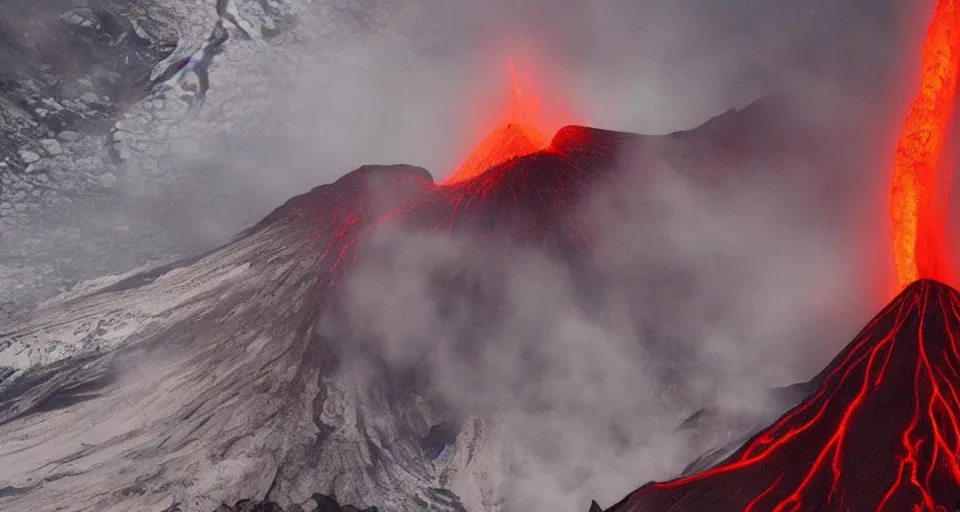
[606, 279, 960, 512]
[0, 95, 841, 512]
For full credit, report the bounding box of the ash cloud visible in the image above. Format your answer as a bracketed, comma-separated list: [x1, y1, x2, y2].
[336, 127, 877, 509]
[267, 6, 930, 508]
[267, 4, 924, 507]
[116, 0, 929, 508]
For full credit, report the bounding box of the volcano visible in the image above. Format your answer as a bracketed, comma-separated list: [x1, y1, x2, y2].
[0, 95, 849, 512]
[604, 279, 960, 512]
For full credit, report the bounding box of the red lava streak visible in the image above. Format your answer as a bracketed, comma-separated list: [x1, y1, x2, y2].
[444, 60, 552, 185]
[890, 0, 960, 291]
[607, 280, 960, 511]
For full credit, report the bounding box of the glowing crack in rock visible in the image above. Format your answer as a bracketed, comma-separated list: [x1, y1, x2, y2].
[606, 280, 960, 511]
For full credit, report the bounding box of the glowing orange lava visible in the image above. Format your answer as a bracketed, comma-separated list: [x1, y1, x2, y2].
[443, 61, 552, 185]
[890, 0, 960, 291]
[608, 280, 960, 511]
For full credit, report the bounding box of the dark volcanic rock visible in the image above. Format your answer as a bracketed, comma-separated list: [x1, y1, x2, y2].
[308, 493, 378, 512]
[212, 494, 376, 512]
[604, 280, 960, 511]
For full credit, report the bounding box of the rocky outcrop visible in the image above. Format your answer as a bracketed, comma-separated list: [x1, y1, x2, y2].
[198, 493, 377, 512]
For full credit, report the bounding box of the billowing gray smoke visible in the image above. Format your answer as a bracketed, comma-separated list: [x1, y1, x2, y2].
[0, 0, 940, 511]
[335, 115, 874, 509]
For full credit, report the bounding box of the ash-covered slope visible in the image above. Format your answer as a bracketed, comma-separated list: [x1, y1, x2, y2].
[606, 279, 960, 512]
[0, 164, 445, 512]
[0, 95, 832, 512]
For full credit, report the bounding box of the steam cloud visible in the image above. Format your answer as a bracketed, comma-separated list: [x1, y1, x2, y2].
[337, 137, 874, 508]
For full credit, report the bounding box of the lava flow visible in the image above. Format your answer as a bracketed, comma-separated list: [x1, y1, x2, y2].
[889, 0, 960, 291]
[605, 280, 960, 511]
[599, 4, 960, 511]
[443, 60, 552, 185]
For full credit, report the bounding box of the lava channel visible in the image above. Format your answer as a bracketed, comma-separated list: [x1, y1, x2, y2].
[889, 0, 960, 291]
[604, 279, 960, 511]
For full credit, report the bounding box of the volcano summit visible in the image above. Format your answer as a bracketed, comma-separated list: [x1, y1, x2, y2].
[0, 96, 864, 512]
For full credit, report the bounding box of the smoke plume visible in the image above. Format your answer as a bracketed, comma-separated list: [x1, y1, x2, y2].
[7, 0, 944, 510]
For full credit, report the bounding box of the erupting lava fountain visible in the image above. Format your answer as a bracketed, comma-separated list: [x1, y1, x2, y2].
[890, 0, 960, 291]
[444, 59, 553, 185]
[603, 1, 960, 510]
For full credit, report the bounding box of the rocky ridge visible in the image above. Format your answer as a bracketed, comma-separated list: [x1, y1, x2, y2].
[197, 493, 378, 512]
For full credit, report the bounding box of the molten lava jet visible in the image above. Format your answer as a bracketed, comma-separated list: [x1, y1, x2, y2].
[606, 280, 960, 511]
[599, 4, 960, 511]
[889, 0, 960, 291]
[444, 60, 552, 185]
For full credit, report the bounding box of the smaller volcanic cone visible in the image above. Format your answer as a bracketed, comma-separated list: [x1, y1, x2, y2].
[604, 280, 960, 511]
[444, 60, 552, 185]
